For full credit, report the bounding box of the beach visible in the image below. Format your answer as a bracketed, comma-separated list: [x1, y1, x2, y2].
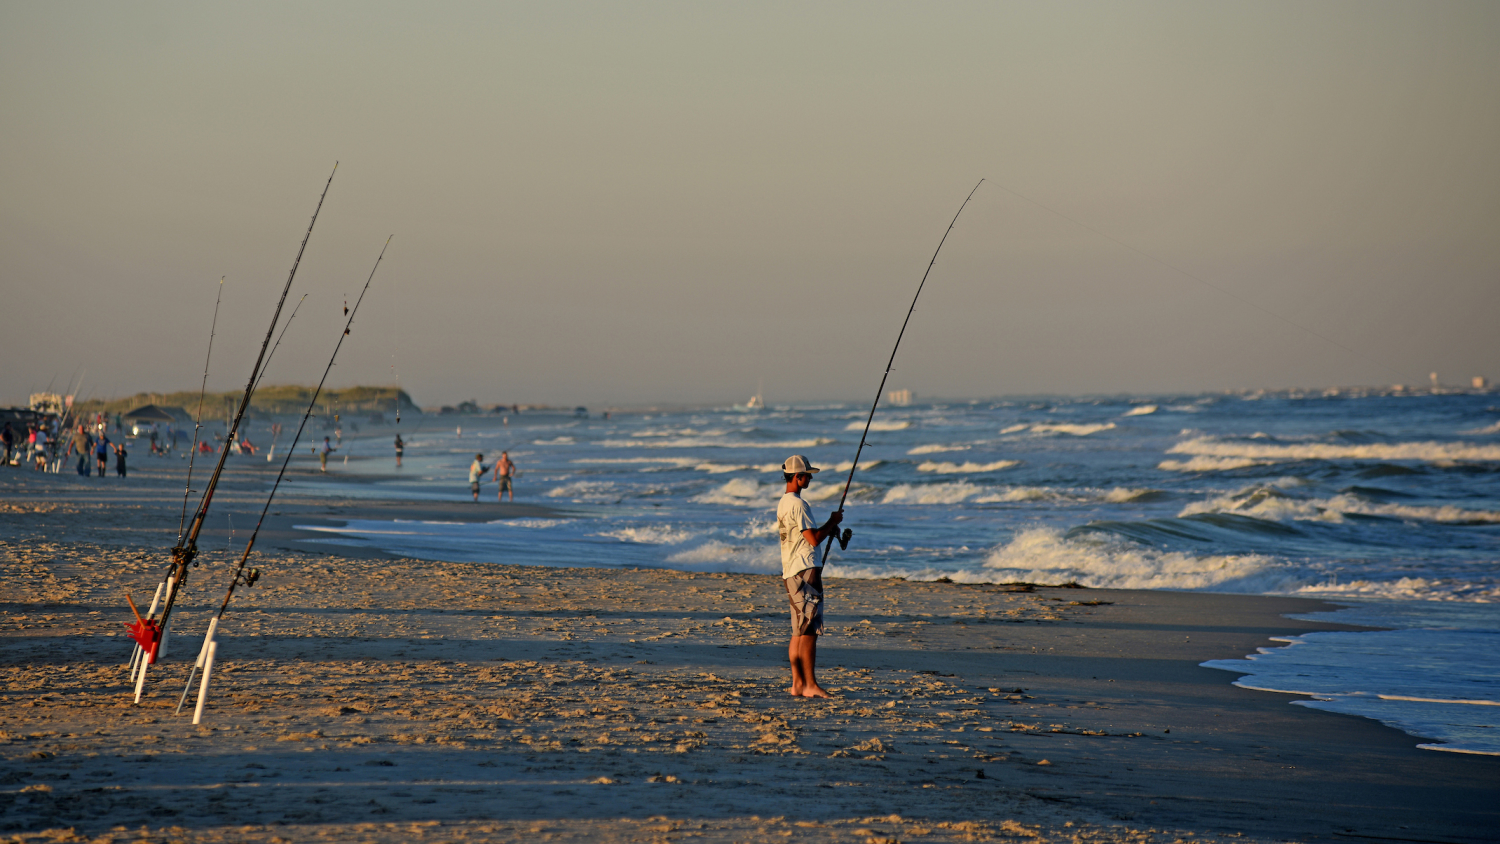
[2, 457, 1497, 843]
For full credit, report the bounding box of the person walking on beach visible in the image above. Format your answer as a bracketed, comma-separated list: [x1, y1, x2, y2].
[113, 440, 127, 477]
[494, 450, 517, 502]
[94, 432, 112, 478]
[319, 436, 336, 472]
[31, 426, 47, 471]
[1, 422, 13, 467]
[777, 454, 842, 699]
[394, 433, 404, 468]
[469, 453, 490, 502]
[71, 426, 93, 476]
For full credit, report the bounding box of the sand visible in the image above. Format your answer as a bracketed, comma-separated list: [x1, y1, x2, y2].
[2, 454, 1497, 843]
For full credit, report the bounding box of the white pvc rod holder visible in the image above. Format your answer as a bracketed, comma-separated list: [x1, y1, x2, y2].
[196, 617, 219, 667]
[128, 580, 167, 672]
[192, 641, 217, 725]
[133, 658, 148, 703]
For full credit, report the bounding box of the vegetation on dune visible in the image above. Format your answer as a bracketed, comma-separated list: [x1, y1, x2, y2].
[73, 386, 419, 419]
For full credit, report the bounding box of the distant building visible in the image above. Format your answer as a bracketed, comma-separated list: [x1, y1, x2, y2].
[29, 393, 64, 415]
[887, 389, 914, 406]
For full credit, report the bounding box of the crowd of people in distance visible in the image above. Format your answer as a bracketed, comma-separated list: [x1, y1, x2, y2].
[3, 413, 533, 503]
[0, 412, 269, 477]
[1, 417, 130, 476]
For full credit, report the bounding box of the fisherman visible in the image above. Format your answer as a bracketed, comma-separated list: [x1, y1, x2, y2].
[469, 453, 490, 502]
[394, 433, 404, 468]
[777, 454, 842, 698]
[494, 450, 517, 502]
[319, 436, 336, 472]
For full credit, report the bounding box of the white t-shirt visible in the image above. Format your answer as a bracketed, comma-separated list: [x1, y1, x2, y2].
[777, 492, 819, 580]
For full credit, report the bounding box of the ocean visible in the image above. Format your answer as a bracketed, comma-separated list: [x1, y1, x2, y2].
[286, 390, 1500, 755]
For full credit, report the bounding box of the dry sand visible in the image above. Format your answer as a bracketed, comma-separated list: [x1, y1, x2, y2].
[2, 456, 1496, 843]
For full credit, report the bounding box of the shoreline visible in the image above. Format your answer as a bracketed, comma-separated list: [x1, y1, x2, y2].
[3, 462, 1498, 842]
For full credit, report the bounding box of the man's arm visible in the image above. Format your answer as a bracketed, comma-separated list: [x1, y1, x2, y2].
[800, 509, 843, 548]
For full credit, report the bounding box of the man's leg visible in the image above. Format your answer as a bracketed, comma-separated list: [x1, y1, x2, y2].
[786, 570, 832, 698]
[795, 633, 830, 698]
[789, 634, 809, 695]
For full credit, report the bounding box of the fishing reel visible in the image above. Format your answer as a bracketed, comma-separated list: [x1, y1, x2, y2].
[238, 568, 261, 588]
[173, 544, 200, 570]
[838, 528, 853, 551]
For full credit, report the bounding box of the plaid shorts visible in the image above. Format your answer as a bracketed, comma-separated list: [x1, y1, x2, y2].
[784, 568, 825, 637]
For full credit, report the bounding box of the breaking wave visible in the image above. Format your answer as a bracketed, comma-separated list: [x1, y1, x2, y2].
[1179, 485, 1500, 525]
[980, 527, 1296, 592]
[595, 524, 696, 544]
[916, 460, 1020, 474]
[1028, 422, 1117, 436]
[1167, 436, 1500, 464]
[907, 443, 970, 455]
[1159, 456, 1269, 472]
[847, 420, 911, 432]
[882, 482, 985, 505]
[599, 437, 835, 450]
[1123, 405, 1158, 416]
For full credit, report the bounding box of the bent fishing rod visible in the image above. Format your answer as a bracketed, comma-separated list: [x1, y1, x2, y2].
[145, 163, 338, 646]
[820, 179, 984, 566]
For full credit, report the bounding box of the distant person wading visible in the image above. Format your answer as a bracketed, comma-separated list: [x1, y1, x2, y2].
[494, 450, 517, 502]
[469, 454, 490, 502]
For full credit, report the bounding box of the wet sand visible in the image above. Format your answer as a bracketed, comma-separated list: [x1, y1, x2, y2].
[2, 456, 1496, 843]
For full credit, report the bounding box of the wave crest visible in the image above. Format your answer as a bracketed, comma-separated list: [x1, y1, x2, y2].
[1168, 436, 1500, 464]
[917, 460, 1019, 474]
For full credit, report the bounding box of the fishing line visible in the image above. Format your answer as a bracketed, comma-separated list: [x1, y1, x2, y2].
[820, 179, 985, 566]
[251, 293, 309, 397]
[213, 235, 392, 622]
[179, 278, 224, 540]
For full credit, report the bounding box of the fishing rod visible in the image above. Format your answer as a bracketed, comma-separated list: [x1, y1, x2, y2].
[819, 179, 984, 566]
[179, 278, 225, 540]
[128, 163, 338, 682]
[54, 376, 90, 474]
[177, 236, 392, 716]
[251, 293, 308, 398]
[247, 292, 308, 460]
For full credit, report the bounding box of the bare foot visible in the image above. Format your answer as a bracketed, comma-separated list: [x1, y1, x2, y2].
[789, 685, 803, 696]
[800, 685, 833, 699]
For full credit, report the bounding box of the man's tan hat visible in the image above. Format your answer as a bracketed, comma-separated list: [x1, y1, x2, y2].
[782, 454, 820, 474]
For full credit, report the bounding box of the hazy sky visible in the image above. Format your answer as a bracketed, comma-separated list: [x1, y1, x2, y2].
[3, 1, 1497, 407]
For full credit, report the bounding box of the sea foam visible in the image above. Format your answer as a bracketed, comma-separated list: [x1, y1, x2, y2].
[980, 527, 1297, 592]
[1167, 436, 1500, 464]
[916, 460, 1019, 474]
[1179, 486, 1500, 524]
[847, 420, 911, 432]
